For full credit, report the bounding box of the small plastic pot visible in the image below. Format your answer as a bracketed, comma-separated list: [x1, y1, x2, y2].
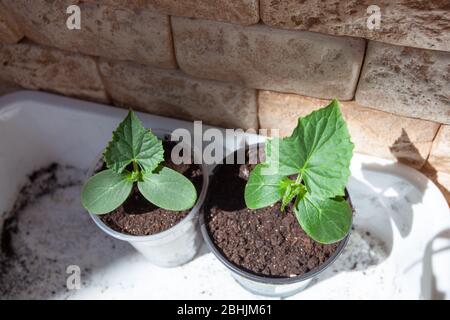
[87, 129, 209, 268]
[201, 215, 350, 297]
[200, 146, 353, 297]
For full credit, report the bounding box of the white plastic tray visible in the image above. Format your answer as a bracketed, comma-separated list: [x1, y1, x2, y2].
[0, 91, 449, 300]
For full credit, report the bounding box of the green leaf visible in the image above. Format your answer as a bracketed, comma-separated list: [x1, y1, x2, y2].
[244, 164, 285, 209]
[291, 99, 353, 198]
[264, 136, 302, 176]
[81, 169, 133, 215]
[280, 181, 293, 210]
[243, 99, 353, 244]
[138, 167, 197, 211]
[294, 194, 352, 244]
[103, 110, 164, 174]
[280, 180, 305, 211]
[266, 100, 353, 198]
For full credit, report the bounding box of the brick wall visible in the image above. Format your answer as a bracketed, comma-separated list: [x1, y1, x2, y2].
[0, 0, 449, 203]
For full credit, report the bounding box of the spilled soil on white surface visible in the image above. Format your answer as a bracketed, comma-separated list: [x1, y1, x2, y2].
[0, 163, 391, 299]
[0, 163, 133, 299]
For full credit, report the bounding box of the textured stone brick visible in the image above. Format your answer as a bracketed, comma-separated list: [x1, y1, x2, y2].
[105, 0, 259, 25]
[0, 42, 108, 103]
[0, 3, 23, 43]
[259, 91, 440, 168]
[356, 41, 450, 124]
[172, 17, 365, 100]
[99, 59, 258, 129]
[428, 125, 450, 174]
[2, 0, 176, 68]
[260, 0, 450, 52]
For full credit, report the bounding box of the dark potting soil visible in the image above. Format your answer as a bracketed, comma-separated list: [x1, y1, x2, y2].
[100, 140, 203, 236]
[205, 149, 342, 278]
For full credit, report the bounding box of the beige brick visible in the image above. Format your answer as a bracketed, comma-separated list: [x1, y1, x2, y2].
[421, 163, 450, 206]
[428, 125, 450, 174]
[261, 0, 450, 52]
[356, 41, 450, 124]
[99, 59, 258, 130]
[172, 17, 365, 100]
[2, 0, 176, 68]
[106, 0, 259, 25]
[259, 91, 440, 169]
[0, 3, 23, 43]
[0, 42, 108, 103]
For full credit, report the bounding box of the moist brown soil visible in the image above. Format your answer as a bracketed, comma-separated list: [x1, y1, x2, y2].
[205, 149, 342, 278]
[100, 140, 203, 236]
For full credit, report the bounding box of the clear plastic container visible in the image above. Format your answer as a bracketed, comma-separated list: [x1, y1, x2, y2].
[86, 129, 209, 267]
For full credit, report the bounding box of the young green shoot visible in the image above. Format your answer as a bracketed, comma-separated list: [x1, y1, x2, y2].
[244, 99, 354, 244]
[81, 110, 197, 215]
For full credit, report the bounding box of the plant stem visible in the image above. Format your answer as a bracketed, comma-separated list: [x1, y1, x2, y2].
[132, 160, 139, 173]
[295, 172, 303, 185]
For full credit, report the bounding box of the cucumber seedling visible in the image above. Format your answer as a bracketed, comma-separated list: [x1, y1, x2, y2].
[81, 110, 197, 215]
[244, 99, 354, 244]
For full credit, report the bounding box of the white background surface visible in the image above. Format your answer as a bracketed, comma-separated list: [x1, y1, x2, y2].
[0, 91, 449, 300]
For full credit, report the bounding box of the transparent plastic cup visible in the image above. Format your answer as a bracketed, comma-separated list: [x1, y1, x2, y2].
[86, 129, 209, 267]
